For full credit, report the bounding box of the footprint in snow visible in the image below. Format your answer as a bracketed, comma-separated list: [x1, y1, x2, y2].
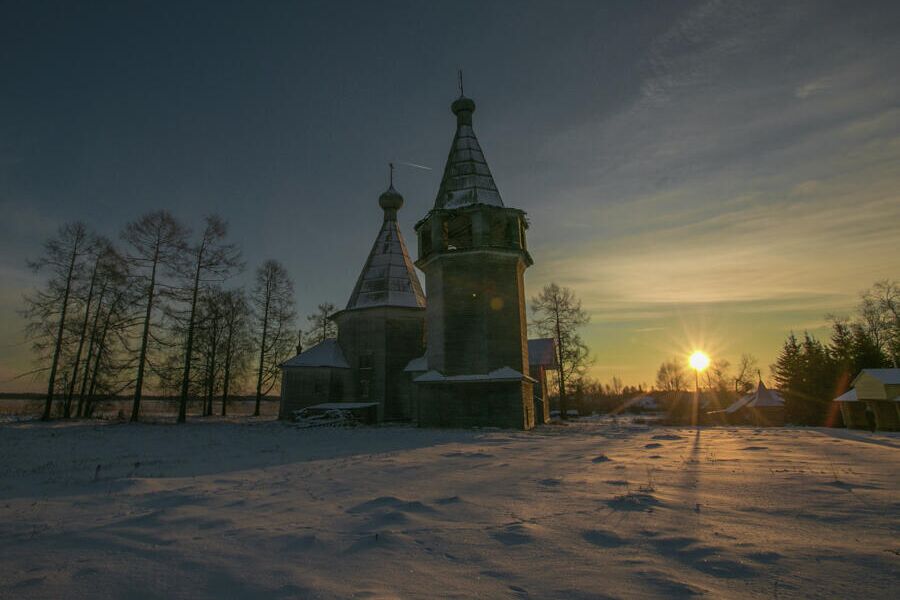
[491, 524, 533, 546]
[582, 529, 626, 548]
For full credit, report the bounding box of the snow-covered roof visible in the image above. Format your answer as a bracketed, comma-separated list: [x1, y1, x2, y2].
[343, 190, 426, 311]
[852, 368, 900, 386]
[404, 355, 428, 372]
[833, 388, 858, 402]
[433, 96, 503, 210]
[725, 381, 784, 413]
[528, 338, 557, 368]
[281, 339, 350, 369]
[414, 367, 534, 384]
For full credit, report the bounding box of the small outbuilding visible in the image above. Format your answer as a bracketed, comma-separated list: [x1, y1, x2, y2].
[832, 388, 870, 429]
[279, 339, 351, 419]
[835, 369, 900, 431]
[626, 394, 660, 412]
[724, 381, 785, 426]
[527, 338, 557, 425]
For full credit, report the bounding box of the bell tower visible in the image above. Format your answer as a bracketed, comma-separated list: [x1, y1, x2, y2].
[413, 91, 535, 430]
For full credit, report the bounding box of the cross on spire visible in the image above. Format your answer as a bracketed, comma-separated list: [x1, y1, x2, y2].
[389, 162, 394, 187]
[458, 69, 464, 97]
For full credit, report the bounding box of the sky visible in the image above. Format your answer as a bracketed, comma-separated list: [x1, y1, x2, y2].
[1, 0, 899, 392]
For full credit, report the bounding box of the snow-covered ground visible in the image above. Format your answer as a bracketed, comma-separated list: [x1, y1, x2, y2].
[1, 418, 898, 599]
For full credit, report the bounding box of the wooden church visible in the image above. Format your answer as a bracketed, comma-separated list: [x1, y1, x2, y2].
[279, 90, 547, 429]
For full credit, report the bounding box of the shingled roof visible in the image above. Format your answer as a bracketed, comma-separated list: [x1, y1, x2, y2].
[433, 95, 503, 210]
[344, 185, 426, 311]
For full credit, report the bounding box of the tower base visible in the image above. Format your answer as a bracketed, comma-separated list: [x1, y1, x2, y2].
[415, 379, 535, 430]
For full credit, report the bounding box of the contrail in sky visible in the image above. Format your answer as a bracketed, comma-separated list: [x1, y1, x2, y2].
[397, 161, 432, 171]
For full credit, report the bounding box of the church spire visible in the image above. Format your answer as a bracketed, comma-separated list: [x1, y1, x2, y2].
[433, 85, 503, 210]
[344, 176, 425, 311]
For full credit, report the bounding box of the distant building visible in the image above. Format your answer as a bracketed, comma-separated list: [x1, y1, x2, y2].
[528, 338, 557, 424]
[833, 369, 900, 431]
[626, 394, 660, 412]
[723, 381, 785, 426]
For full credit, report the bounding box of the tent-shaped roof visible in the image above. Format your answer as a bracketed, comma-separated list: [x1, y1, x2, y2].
[725, 381, 784, 414]
[527, 338, 557, 368]
[433, 95, 503, 210]
[344, 185, 426, 311]
[281, 338, 350, 369]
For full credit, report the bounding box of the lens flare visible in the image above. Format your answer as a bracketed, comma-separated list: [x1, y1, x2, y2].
[689, 351, 710, 371]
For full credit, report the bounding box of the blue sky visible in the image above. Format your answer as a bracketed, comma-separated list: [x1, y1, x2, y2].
[2, 0, 899, 391]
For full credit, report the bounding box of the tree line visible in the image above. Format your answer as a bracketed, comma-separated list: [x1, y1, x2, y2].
[22, 213, 336, 422]
[641, 280, 897, 425]
[772, 280, 898, 425]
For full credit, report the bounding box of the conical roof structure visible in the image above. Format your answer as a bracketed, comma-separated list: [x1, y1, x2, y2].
[725, 380, 784, 413]
[344, 184, 425, 311]
[433, 95, 503, 210]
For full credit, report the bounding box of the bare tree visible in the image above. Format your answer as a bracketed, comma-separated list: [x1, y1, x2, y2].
[24, 222, 91, 420]
[530, 283, 590, 419]
[655, 359, 686, 392]
[251, 260, 296, 417]
[305, 302, 337, 346]
[197, 289, 225, 417]
[609, 375, 623, 397]
[76, 247, 130, 417]
[176, 215, 242, 423]
[219, 289, 251, 416]
[861, 280, 899, 367]
[732, 353, 758, 395]
[62, 237, 118, 417]
[122, 210, 189, 422]
[704, 358, 731, 395]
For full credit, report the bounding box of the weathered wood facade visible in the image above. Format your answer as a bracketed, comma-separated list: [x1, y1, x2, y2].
[412, 93, 536, 430]
[279, 185, 425, 421]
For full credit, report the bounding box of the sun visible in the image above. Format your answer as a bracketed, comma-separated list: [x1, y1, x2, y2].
[689, 351, 710, 371]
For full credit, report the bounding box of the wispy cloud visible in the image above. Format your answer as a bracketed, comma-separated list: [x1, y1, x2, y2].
[524, 0, 900, 384]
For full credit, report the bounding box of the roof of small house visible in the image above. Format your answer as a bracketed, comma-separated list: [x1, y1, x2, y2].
[433, 94, 503, 210]
[403, 355, 428, 372]
[413, 367, 535, 384]
[833, 388, 858, 403]
[527, 338, 557, 368]
[725, 381, 784, 413]
[281, 338, 350, 369]
[851, 368, 900, 386]
[343, 184, 426, 312]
